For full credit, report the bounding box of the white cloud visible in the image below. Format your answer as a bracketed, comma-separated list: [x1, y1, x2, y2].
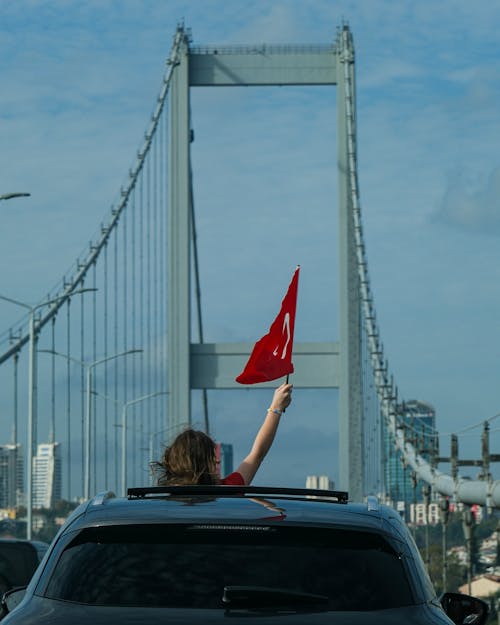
[433, 168, 500, 234]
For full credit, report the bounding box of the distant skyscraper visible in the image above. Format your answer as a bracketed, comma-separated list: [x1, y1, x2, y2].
[306, 475, 335, 490]
[0, 443, 23, 508]
[216, 443, 234, 478]
[33, 442, 62, 508]
[384, 400, 436, 509]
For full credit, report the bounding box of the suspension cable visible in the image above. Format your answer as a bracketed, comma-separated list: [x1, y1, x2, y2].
[339, 25, 500, 507]
[0, 28, 184, 365]
[103, 241, 109, 488]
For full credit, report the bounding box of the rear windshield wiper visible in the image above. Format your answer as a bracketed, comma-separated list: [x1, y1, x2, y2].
[223, 585, 329, 608]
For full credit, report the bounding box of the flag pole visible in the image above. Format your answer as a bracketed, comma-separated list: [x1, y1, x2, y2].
[283, 373, 290, 412]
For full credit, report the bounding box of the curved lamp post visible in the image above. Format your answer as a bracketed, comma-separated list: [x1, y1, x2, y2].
[87, 350, 143, 499]
[121, 392, 168, 496]
[39, 347, 143, 500]
[87, 389, 169, 495]
[0, 192, 30, 201]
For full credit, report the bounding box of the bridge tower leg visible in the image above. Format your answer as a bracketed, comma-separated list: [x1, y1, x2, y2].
[167, 30, 192, 434]
[336, 27, 364, 502]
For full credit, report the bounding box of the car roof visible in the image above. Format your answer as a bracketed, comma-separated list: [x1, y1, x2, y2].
[64, 486, 410, 542]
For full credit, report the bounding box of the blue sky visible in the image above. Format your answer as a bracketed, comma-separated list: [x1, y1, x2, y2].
[1, 0, 500, 490]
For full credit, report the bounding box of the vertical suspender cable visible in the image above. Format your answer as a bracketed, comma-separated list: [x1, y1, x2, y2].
[79, 282, 85, 497]
[153, 130, 159, 448]
[395, 446, 400, 503]
[103, 241, 109, 488]
[12, 351, 19, 447]
[113, 225, 119, 492]
[146, 154, 152, 444]
[136, 170, 144, 477]
[164, 103, 169, 434]
[139, 169, 145, 448]
[92, 263, 97, 493]
[50, 317, 56, 444]
[66, 299, 71, 501]
[131, 186, 137, 482]
[138, 170, 144, 480]
[12, 349, 19, 507]
[402, 458, 408, 518]
[160, 106, 167, 436]
[122, 195, 129, 487]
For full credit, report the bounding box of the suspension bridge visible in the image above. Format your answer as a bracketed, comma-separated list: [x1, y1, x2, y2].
[1, 23, 499, 539]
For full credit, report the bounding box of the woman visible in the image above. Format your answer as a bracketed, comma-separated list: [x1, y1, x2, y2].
[154, 383, 292, 486]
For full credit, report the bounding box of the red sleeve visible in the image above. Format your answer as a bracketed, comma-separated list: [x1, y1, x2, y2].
[221, 471, 245, 485]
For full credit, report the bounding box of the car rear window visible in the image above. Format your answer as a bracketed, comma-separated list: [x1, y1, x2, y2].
[44, 524, 414, 611]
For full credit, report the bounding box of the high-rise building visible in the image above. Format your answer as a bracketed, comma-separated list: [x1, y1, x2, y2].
[33, 442, 62, 509]
[216, 443, 234, 478]
[384, 400, 436, 510]
[306, 475, 335, 490]
[0, 443, 23, 508]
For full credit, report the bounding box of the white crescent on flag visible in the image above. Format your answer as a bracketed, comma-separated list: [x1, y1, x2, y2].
[272, 312, 291, 360]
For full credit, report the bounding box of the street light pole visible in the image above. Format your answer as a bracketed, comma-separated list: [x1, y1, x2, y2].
[121, 392, 168, 496]
[85, 349, 143, 500]
[0, 288, 95, 539]
[27, 311, 36, 540]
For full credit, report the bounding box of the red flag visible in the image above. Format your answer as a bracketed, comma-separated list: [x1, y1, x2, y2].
[236, 266, 300, 384]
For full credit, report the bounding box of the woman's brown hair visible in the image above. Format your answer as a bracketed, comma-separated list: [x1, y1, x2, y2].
[153, 428, 219, 485]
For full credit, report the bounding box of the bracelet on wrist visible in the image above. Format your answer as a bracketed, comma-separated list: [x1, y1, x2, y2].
[267, 407, 282, 416]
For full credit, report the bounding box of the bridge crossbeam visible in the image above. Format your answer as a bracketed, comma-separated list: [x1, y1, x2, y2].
[190, 342, 340, 389]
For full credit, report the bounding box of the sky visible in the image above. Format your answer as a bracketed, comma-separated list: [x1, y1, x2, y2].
[1, 0, 500, 492]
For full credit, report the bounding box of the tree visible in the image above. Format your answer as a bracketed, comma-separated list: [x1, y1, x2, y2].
[17, 499, 80, 543]
[53, 499, 79, 517]
[424, 543, 466, 594]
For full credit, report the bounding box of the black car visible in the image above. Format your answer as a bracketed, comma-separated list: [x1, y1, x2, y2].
[0, 539, 49, 598]
[1, 486, 488, 624]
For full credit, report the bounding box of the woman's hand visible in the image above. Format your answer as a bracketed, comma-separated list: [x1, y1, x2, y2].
[269, 383, 293, 413]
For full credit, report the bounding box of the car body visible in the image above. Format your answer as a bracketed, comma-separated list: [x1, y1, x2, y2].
[1, 486, 488, 624]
